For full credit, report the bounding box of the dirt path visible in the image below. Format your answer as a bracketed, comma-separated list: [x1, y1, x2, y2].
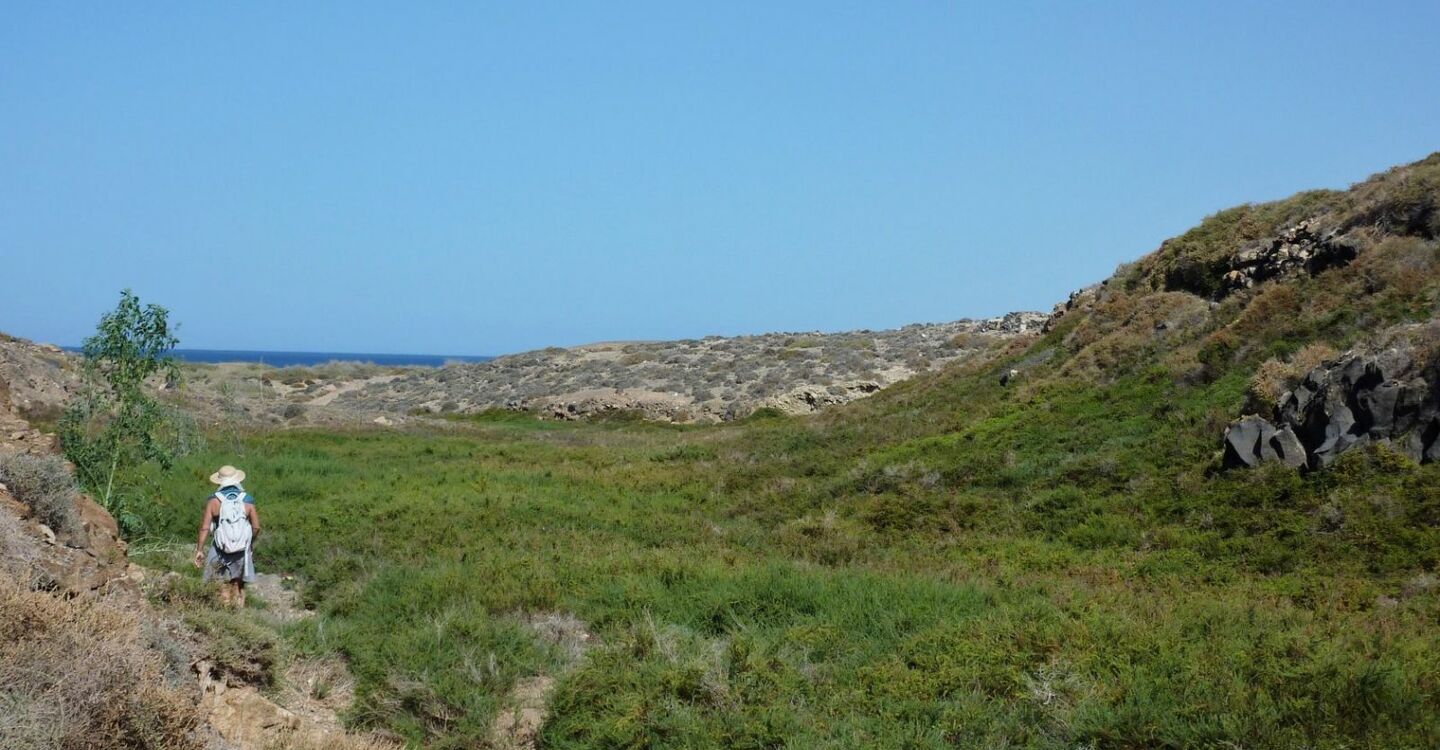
[488, 612, 596, 750]
[307, 375, 401, 406]
[229, 577, 596, 749]
[248, 571, 311, 621]
[196, 572, 399, 749]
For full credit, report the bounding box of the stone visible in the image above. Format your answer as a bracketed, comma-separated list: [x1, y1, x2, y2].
[1222, 415, 1275, 469]
[1267, 426, 1308, 469]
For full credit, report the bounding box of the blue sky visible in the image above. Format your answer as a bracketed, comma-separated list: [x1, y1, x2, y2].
[3, 3, 1438, 355]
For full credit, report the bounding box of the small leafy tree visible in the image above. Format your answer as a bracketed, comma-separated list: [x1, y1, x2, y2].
[60, 289, 181, 530]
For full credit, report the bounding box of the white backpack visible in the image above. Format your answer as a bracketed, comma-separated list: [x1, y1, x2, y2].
[213, 491, 253, 554]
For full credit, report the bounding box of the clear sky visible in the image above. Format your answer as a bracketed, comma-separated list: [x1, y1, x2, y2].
[3, 3, 1438, 356]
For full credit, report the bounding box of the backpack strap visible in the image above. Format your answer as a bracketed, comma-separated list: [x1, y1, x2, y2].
[215, 489, 246, 503]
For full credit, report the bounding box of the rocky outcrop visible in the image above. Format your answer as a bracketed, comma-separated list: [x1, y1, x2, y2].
[761, 380, 882, 416]
[1223, 341, 1440, 469]
[0, 333, 80, 421]
[1222, 415, 1309, 469]
[984, 311, 1049, 335]
[536, 388, 696, 422]
[1219, 219, 1364, 297]
[1044, 284, 1103, 333]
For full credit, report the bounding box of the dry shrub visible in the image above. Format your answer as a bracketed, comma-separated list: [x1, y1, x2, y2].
[1231, 284, 1302, 340]
[0, 451, 81, 536]
[1290, 342, 1340, 376]
[1248, 358, 1293, 412]
[1413, 319, 1440, 370]
[0, 508, 38, 583]
[0, 572, 201, 750]
[1247, 343, 1340, 411]
[947, 332, 991, 350]
[1061, 292, 1210, 378]
[1355, 236, 1439, 296]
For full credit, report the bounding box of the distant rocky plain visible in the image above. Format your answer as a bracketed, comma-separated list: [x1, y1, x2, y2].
[2, 313, 1046, 427]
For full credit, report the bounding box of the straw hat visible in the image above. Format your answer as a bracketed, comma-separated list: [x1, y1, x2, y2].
[209, 465, 247, 486]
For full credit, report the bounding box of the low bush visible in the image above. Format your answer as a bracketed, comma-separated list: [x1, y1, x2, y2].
[1247, 342, 1338, 411]
[0, 451, 80, 536]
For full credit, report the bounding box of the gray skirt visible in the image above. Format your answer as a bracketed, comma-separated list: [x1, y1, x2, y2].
[204, 543, 256, 583]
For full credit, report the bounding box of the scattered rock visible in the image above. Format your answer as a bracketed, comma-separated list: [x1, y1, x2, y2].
[1219, 219, 1363, 297]
[198, 659, 300, 749]
[490, 676, 555, 750]
[325, 316, 1040, 424]
[249, 571, 313, 622]
[1044, 284, 1103, 333]
[0, 334, 81, 420]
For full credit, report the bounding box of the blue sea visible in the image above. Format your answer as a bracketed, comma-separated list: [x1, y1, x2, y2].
[63, 347, 493, 368]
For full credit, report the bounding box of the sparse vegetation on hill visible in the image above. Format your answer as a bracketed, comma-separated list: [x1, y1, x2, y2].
[165, 315, 1045, 427]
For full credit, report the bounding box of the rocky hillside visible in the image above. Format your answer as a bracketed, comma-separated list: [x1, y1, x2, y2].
[335, 312, 1046, 422]
[0, 332, 79, 426]
[0, 346, 397, 749]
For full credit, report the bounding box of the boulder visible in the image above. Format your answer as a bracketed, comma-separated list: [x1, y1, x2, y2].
[1224, 339, 1440, 470]
[1222, 415, 1273, 468]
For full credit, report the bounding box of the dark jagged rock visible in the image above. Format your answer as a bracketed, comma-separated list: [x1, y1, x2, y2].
[1223, 341, 1440, 469]
[1222, 415, 1307, 469]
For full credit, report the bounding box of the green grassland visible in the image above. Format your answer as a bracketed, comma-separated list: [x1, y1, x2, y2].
[136, 410, 1440, 747]
[135, 156, 1440, 748]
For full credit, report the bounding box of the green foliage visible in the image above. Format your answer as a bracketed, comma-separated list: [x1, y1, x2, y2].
[59, 289, 184, 532]
[138, 412, 1440, 748]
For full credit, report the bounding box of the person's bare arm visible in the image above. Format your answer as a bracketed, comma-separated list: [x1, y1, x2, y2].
[193, 499, 218, 568]
[246, 503, 261, 543]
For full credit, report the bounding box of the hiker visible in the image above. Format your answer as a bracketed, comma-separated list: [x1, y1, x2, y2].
[192, 465, 260, 608]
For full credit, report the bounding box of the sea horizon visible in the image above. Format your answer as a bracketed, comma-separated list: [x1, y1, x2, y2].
[61, 346, 494, 368]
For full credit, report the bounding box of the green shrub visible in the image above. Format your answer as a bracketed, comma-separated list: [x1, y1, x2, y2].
[183, 607, 284, 688]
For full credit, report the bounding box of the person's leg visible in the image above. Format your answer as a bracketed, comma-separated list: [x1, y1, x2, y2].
[234, 581, 246, 609]
[217, 580, 233, 607]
